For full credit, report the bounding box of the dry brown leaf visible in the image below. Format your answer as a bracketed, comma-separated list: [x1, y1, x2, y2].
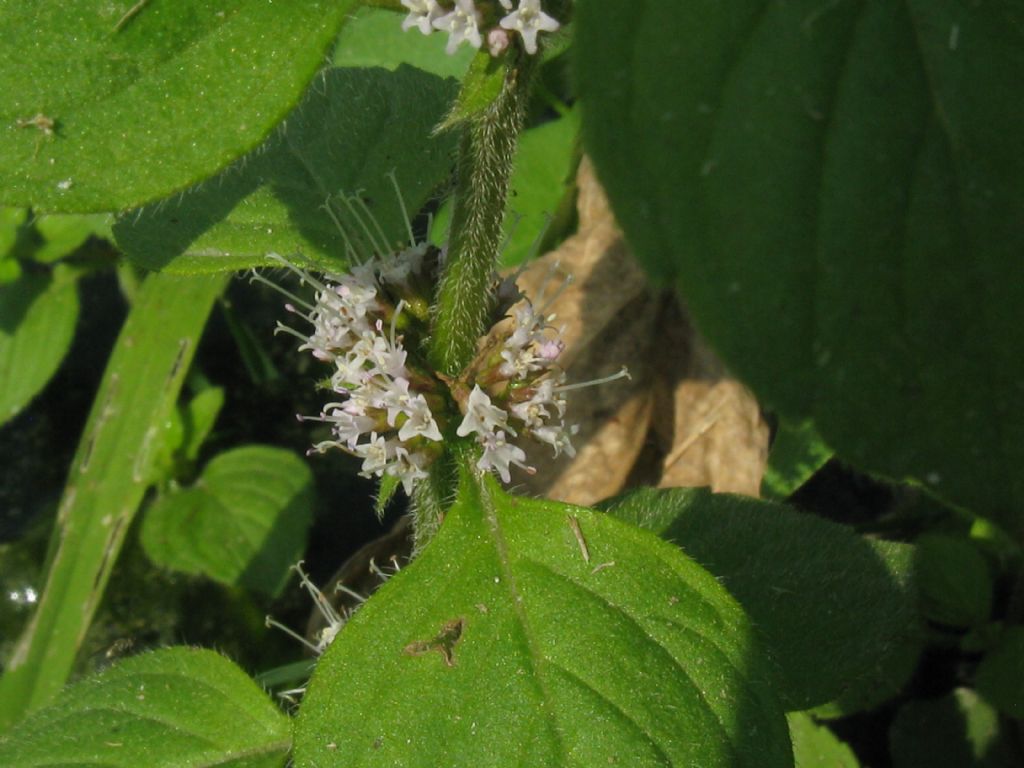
[510, 157, 769, 504]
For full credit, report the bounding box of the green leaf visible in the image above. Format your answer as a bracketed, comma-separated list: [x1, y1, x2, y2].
[114, 66, 458, 274]
[975, 626, 1024, 719]
[436, 52, 505, 132]
[787, 712, 860, 768]
[33, 213, 113, 263]
[142, 445, 314, 596]
[762, 419, 833, 500]
[890, 688, 1021, 768]
[180, 386, 225, 462]
[0, 207, 25, 256]
[0, 647, 290, 767]
[600, 487, 919, 711]
[0, 272, 226, 728]
[0, 0, 356, 213]
[432, 107, 581, 266]
[916, 534, 993, 627]
[295, 473, 791, 767]
[333, 6, 474, 79]
[576, 1, 1024, 534]
[0, 266, 79, 426]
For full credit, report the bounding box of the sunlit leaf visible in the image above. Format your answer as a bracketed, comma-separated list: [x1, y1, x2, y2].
[0, 648, 290, 768]
[295, 472, 791, 767]
[0, 0, 356, 212]
[142, 445, 314, 596]
[114, 66, 458, 274]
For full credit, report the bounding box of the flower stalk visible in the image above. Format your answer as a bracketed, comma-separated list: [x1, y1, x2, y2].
[428, 53, 538, 377]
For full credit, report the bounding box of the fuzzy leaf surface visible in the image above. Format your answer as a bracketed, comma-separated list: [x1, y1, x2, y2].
[601, 487, 919, 711]
[576, 0, 1024, 534]
[0, 647, 290, 767]
[114, 66, 458, 274]
[295, 473, 791, 768]
[0, 0, 355, 212]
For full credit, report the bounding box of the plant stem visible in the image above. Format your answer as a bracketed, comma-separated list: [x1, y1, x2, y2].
[428, 55, 537, 377]
[0, 272, 225, 730]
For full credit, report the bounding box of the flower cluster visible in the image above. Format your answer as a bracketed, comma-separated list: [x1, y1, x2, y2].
[272, 247, 446, 496]
[401, 0, 560, 56]
[261, 185, 627, 497]
[452, 280, 577, 481]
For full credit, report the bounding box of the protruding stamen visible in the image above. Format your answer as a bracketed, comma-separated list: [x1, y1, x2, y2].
[249, 270, 318, 314]
[321, 198, 364, 265]
[342, 194, 387, 259]
[387, 170, 417, 248]
[353, 192, 392, 255]
[554, 366, 631, 393]
[265, 615, 320, 655]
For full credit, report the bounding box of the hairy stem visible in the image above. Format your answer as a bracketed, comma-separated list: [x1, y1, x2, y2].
[428, 56, 537, 377]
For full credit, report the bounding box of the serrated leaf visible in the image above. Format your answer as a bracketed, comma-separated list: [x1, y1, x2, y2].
[787, 712, 860, 768]
[890, 688, 1021, 768]
[333, 6, 474, 79]
[600, 486, 919, 711]
[295, 472, 791, 768]
[142, 445, 313, 596]
[0, 266, 78, 426]
[114, 65, 458, 274]
[576, 0, 1024, 534]
[0, 0, 356, 212]
[0, 647, 291, 768]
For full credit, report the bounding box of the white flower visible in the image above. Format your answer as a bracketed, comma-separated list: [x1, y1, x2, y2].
[531, 422, 578, 458]
[322, 407, 377, 448]
[457, 385, 513, 438]
[478, 430, 531, 483]
[499, 0, 560, 55]
[355, 433, 393, 477]
[397, 394, 444, 442]
[432, 0, 483, 54]
[387, 447, 430, 496]
[509, 378, 564, 428]
[400, 0, 443, 34]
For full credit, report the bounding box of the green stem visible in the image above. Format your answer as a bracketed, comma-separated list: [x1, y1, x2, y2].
[428, 55, 537, 377]
[0, 272, 225, 730]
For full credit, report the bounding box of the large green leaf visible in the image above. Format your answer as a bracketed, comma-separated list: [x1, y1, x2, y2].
[0, 647, 290, 767]
[295, 472, 791, 767]
[600, 487, 919, 711]
[0, 266, 78, 426]
[0, 272, 226, 728]
[142, 445, 314, 596]
[575, 0, 1024, 535]
[114, 65, 458, 274]
[0, 0, 355, 213]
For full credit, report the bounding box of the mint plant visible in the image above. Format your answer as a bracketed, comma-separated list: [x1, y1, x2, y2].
[2, 1, 1022, 766]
